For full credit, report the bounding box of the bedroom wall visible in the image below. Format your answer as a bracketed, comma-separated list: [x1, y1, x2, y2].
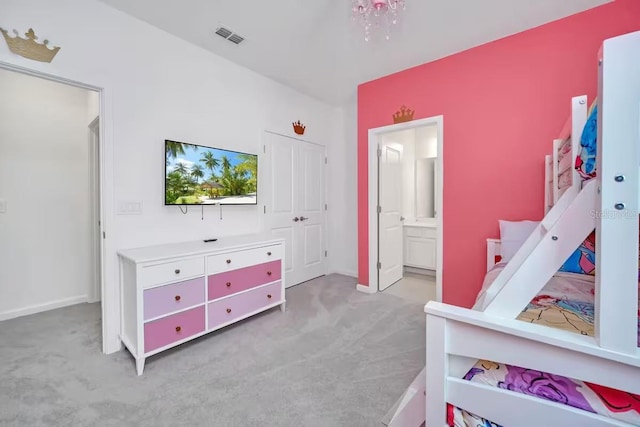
[327, 98, 358, 277]
[0, 69, 96, 319]
[357, 0, 640, 307]
[0, 0, 349, 353]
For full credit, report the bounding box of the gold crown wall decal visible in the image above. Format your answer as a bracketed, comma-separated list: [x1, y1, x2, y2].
[292, 120, 306, 135]
[393, 105, 415, 124]
[0, 28, 60, 63]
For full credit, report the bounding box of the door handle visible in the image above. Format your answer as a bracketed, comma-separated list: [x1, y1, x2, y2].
[400, 216, 405, 221]
[299, 216, 309, 221]
[293, 217, 300, 222]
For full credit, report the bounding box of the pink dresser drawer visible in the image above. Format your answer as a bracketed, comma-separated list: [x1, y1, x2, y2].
[143, 277, 205, 320]
[207, 260, 281, 301]
[208, 282, 282, 329]
[144, 306, 205, 353]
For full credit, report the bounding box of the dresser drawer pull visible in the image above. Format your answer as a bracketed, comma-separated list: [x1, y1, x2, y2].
[267, 271, 272, 276]
[174, 295, 181, 301]
[226, 308, 232, 314]
[175, 326, 182, 333]
[226, 282, 232, 288]
[267, 294, 272, 299]
[226, 259, 231, 264]
[174, 269, 181, 274]
[267, 251, 272, 256]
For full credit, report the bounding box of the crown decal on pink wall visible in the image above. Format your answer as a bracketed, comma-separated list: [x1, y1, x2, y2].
[393, 105, 414, 124]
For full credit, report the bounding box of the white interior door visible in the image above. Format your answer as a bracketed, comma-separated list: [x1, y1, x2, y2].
[265, 132, 326, 287]
[297, 142, 326, 283]
[378, 142, 404, 290]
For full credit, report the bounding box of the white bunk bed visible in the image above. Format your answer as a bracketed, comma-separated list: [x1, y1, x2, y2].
[387, 31, 640, 427]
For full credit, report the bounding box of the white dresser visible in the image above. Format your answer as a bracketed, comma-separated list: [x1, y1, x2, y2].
[403, 223, 437, 270]
[118, 235, 285, 375]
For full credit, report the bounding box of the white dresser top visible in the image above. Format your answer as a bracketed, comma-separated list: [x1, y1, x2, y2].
[118, 234, 284, 264]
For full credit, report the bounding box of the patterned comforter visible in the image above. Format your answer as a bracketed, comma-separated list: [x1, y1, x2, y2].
[450, 265, 640, 426]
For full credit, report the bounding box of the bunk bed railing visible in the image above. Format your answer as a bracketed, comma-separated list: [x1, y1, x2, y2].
[425, 301, 640, 427]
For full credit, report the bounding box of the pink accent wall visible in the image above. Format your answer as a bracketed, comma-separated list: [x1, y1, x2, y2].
[357, 0, 640, 308]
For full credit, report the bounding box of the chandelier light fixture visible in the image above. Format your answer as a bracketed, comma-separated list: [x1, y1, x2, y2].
[352, 0, 406, 41]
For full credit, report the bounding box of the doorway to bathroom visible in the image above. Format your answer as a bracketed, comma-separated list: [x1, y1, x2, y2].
[367, 116, 443, 303]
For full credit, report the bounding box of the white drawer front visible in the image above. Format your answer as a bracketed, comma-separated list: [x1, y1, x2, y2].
[405, 226, 436, 239]
[139, 257, 205, 289]
[207, 244, 282, 274]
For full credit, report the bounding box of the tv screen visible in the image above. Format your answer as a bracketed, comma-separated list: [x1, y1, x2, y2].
[165, 140, 257, 205]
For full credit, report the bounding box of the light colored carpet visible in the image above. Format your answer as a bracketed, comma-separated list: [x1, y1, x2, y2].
[0, 274, 425, 427]
[383, 273, 436, 304]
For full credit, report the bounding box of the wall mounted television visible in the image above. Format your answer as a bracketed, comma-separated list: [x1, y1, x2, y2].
[165, 139, 257, 205]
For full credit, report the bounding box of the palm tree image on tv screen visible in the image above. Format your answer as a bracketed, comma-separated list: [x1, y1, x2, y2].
[165, 140, 257, 205]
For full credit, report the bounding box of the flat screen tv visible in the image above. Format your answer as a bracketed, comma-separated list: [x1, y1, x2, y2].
[165, 140, 257, 205]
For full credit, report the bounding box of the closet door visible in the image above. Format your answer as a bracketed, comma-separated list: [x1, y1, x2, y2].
[265, 132, 326, 287]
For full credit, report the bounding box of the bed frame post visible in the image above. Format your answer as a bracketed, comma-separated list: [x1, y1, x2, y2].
[596, 33, 640, 355]
[425, 315, 448, 427]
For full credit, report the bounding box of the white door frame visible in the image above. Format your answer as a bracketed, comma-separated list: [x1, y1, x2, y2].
[0, 61, 116, 354]
[261, 130, 329, 280]
[366, 116, 444, 301]
[88, 116, 101, 303]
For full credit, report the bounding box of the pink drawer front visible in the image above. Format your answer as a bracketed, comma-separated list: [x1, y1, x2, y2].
[207, 260, 281, 301]
[208, 282, 282, 329]
[144, 306, 205, 353]
[143, 277, 205, 320]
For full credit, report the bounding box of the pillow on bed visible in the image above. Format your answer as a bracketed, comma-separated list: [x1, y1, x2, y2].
[558, 230, 596, 275]
[499, 220, 540, 262]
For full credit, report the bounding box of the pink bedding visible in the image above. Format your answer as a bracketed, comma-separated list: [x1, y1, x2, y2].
[451, 265, 640, 426]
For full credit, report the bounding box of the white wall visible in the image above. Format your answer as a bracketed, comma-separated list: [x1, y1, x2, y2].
[0, 0, 349, 353]
[327, 98, 358, 277]
[0, 69, 98, 318]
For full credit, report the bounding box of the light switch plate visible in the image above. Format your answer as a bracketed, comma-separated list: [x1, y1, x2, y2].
[0, 198, 6, 213]
[117, 200, 143, 215]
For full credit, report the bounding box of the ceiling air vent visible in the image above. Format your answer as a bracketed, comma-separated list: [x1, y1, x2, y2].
[215, 27, 245, 45]
[228, 34, 244, 45]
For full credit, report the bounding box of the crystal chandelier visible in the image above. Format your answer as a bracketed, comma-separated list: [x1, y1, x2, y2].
[352, 0, 406, 41]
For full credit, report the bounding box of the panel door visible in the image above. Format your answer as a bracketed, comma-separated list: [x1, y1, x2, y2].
[378, 143, 403, 290]
[265, 132, 326, 287]
[297, 141, 326, 284]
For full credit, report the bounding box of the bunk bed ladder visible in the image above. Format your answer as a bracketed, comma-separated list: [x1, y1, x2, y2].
[480, 180, 597, 318]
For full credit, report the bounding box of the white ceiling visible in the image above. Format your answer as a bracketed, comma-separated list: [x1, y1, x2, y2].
[99, 0, 610, 105]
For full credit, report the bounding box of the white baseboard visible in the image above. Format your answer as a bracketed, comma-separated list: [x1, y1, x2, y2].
[329, 269, 358, 278]
[0, 295, 89, 321]
[356, 283, 376, 294]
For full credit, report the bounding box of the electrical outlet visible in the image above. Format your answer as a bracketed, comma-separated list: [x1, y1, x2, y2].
[117, 200, 143, 215]
[0, 198, 5, 213]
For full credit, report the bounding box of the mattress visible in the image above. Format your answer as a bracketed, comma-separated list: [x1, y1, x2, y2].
[451, 264, 640, 426]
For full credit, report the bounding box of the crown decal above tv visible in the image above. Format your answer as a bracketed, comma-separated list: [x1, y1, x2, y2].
[165, 140, 257, 206]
